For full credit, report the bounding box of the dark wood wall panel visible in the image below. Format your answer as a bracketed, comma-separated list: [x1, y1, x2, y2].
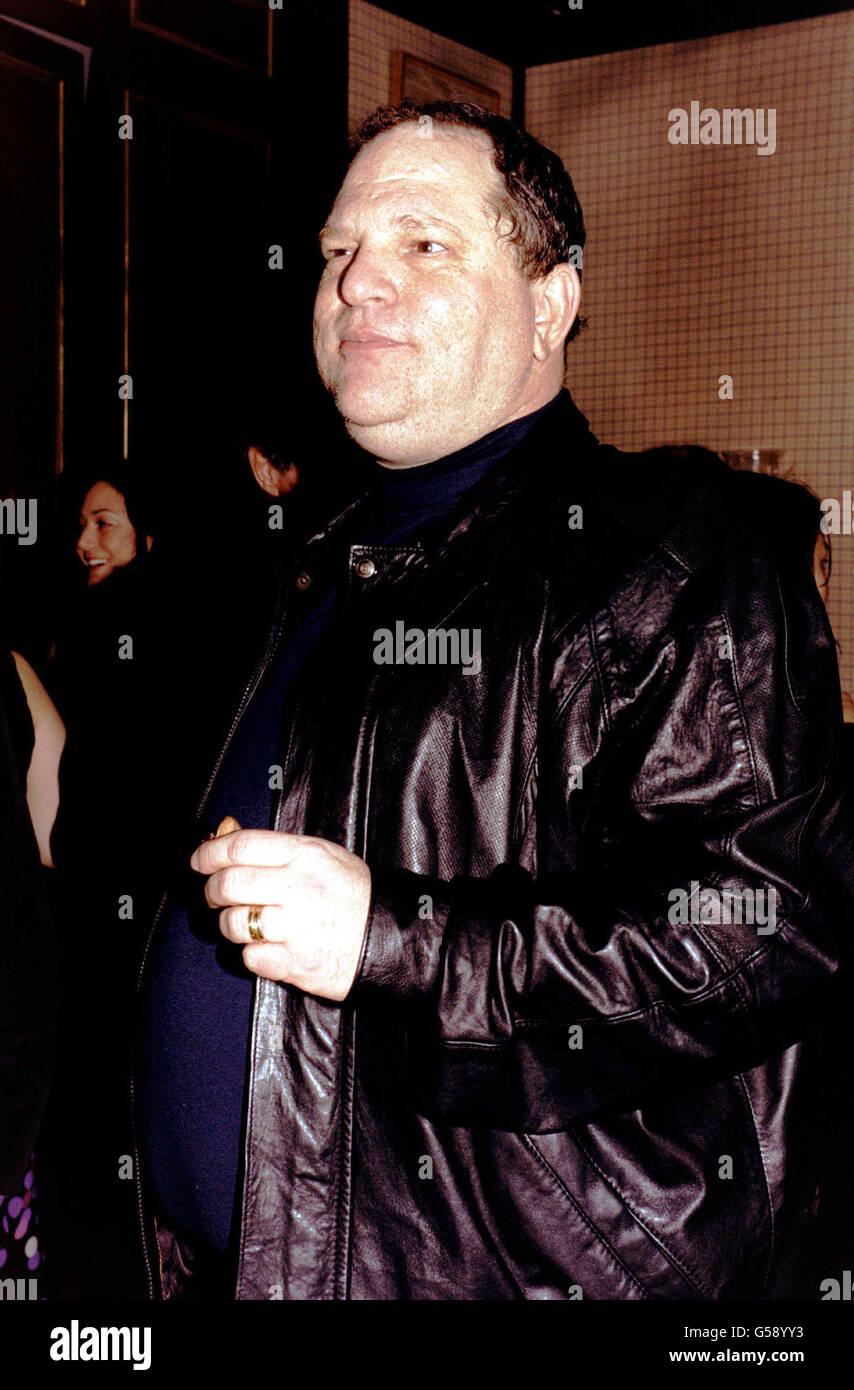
[0, 21, 85, 657]
[0, 54, 61, 495]
[0, 2, 91, 40]
[130, 0, 269, 72]
[0, 26, 82, 496]
[128, 95, 270, 480]
[0, 0, 350, 657]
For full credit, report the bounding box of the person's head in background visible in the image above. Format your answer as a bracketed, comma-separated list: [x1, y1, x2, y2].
[813, 527, 832, 609]
[75, 473, 153, 587]
[769, 477, 831, 608]
[727, 470, 852, 722]
[246, 444, 299, 499]
[722, 470, 828, 601]
[805, 494, 852, 721]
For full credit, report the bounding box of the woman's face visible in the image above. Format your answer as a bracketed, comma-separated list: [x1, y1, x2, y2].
[76, 481, 138, 586]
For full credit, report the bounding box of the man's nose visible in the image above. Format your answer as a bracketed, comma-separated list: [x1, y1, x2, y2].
[337, 248, 397, 307]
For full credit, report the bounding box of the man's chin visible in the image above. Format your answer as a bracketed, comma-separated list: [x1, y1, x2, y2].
[343, 416, 405, 456]
[328, 381, 443, 462]
[332, 385, 409, 440]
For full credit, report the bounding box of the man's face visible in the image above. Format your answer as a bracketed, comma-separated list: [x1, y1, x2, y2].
[314, 124, 544, 465]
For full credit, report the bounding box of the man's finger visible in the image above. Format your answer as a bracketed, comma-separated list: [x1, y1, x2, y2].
[190, 828, 308, 874]
[240, 942, 351, 1002]
[219, 904, 289, 943]
[204, 863, 297, 908]
[241, 942, 298, 983]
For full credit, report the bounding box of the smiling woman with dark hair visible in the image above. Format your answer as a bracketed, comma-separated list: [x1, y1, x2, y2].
[74, 474, 153, 588]
[48, 474, 155, 787]
[39, 468, 156, 1298]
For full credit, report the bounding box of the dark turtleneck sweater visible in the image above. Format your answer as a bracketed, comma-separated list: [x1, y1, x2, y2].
[137, 395, 560, 1261]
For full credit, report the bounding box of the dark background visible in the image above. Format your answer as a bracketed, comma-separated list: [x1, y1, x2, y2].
[0, 0, 848, 658]
[0, 0, 353, 662]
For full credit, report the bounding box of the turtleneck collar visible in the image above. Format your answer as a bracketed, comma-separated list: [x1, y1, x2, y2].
[364, 393, 562, 541]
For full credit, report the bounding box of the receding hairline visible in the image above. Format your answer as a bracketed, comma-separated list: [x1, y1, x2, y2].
[328, 124, 517, 244]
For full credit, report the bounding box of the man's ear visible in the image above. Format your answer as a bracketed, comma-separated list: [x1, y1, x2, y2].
[144, 535, 153, 554]
[276, 462, 299, 496]
[532, 264, 581, 361]
[248, 445, 287, 498]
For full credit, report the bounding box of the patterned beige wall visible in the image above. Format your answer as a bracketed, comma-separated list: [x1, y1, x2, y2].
[348, 0, 512, 131]
[527, 14, 854, 692]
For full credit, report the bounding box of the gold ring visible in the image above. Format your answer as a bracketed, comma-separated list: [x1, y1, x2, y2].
[247, 905, 265, 942]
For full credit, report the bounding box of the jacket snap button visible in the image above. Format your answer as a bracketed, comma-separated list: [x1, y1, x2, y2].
[295, 572, 312, 591]
[355, 558, 376, 579]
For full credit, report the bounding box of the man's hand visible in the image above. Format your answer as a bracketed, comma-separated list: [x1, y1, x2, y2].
[189, 828, 372, 1001]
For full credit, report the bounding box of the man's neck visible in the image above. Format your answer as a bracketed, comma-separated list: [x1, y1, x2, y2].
[374, 388, 563, 470]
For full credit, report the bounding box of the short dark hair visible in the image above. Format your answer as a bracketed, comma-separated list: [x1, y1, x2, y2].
[349, 99, 587, 344]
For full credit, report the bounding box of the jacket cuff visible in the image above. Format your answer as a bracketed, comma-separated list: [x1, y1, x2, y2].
[352, 867, 449, 1000]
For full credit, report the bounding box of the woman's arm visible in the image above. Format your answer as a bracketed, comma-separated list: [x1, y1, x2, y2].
[11, 652, 65, 868]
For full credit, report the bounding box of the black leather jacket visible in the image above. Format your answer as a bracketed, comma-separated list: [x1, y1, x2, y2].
[136, 392, 852, 1300]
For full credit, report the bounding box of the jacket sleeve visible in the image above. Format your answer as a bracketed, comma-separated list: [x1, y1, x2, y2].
[351, 531, 852, 1133]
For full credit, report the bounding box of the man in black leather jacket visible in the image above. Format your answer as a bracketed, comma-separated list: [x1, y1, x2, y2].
[135, 99, 853, 1300]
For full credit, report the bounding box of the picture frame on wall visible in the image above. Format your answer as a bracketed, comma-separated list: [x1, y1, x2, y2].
[390, 50, 501, 114]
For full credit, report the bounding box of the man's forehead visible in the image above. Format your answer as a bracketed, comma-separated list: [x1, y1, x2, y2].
[332, 125, 501, 214]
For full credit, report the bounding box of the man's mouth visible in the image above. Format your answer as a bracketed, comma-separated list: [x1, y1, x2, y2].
[339, 332, 406, 353]
[84, 558, 108, 570]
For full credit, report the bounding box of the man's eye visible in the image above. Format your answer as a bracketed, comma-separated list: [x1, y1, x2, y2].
[413, 240, 444, 254]
[324, 247, 352, 261]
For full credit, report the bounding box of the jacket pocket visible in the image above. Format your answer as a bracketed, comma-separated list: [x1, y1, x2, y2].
[521, 1131, 705, 1299]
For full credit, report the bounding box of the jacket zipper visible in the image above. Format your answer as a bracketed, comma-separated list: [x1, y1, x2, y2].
[331, 692, 382, 1299]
